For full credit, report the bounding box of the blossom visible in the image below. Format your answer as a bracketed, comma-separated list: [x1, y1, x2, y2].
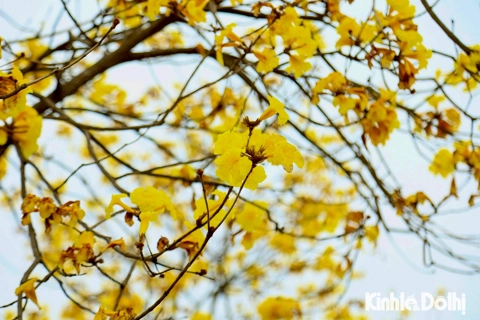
[139, 211, 157, 235]
[215, 23, 243, 65]
[105, 193, 132, 219]
[235, 201, 268, 232]
[191, 311, 212, 320]
[213, 130, 245, 155]
[60, 231, 96, 274]
[285, 54, 312, 78]
[264, 135, 304, 172]
[0, 106, 43, 158]
[146, 0, 168, 21]
[215, 148, 253, 186]
[182, 0, 209, 25]
[15, 278, 40, 309]
[102, 238, 126, 253]
[336, 17, 359, 48]
[254, 48, 279, 74]
[20, 194, 41, 225]
[244, 166, 267, 189]
[0, 66, 30, 120]
[257, 296, 301, 319]
[130, 186, 177, 219]
[94, 306, 136, 320]
[270, 233, 296, 254]
[429, 149, 456, 178]
[130, 186, 177, 234]
[259, 96, 289, 125]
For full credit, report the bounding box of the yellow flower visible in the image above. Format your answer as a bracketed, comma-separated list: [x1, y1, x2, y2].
[182, 0, 209, 25]
[266, 135, 304, 173]
[0, 66, 31, 120]
[427, 95, 445, 108]
[403, 44, 432, 70]
[285, 54, 311, 78]
[332, 95, 356, 115]
[215, 23, 242, 66]
[213, 130, 245, 155]
[130, 186, 177, 219]
[214, 129, 301, 188]
[269, 233, 296, 254]
[106, 0, 143, 27]
[191, 311, 212, 320]
[312, 72, 349, 104]
[0, 128, 6, 145]
[363, 102, 400, 146]
[387, 0, 416, 17]
[259, 96, 289, 125]
[241, 230, 264, 250]
[15, 278, 40, 309]
[62, 200, 85, 227]
[193, 190, 228, 227]
[20, 40, 54, 94]
[365, 225, 379, 245]
[215, 148, 252, 186]
[0, 155, 6, 180]
[121, 186, 178, 234]
[61, 231, 96, 274]
[146, 0, 165, 20]
[443, 108, 461, 133]
[105, 193, 133, 219]
[94, 306, 116, 320]
[429, 149, 456, 178]
[184, 220, 205, 245]
[244, 166, 267, 190]
[257, 296, 301, 319]
[254, 48, 279, 74]
[89, 74, 128, 114]
[38, 197, 56, 219]
[74, 231, 95, 248]
[336, 17, 360, 48]
[242, 231, 265, 250]
[20, 194, 41, 225]
[102, 238, 126, 253]
[139, 211, 157, 235]
[10, 106, 43, 158]
[236, 201, 268, 232]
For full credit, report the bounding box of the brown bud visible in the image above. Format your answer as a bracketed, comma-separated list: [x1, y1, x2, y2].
[135, 241, 144, 250]
[157, 236, 169, 252]
[125, 211, 134, 226]
[112, 18, 120, 28]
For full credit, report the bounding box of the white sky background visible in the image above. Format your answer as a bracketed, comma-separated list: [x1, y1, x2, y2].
[0, 0, 479, 319]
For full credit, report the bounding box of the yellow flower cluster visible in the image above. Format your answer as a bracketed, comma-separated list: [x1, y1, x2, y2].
[214, 127, 304, 189]
[106, 186, 177, 234]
